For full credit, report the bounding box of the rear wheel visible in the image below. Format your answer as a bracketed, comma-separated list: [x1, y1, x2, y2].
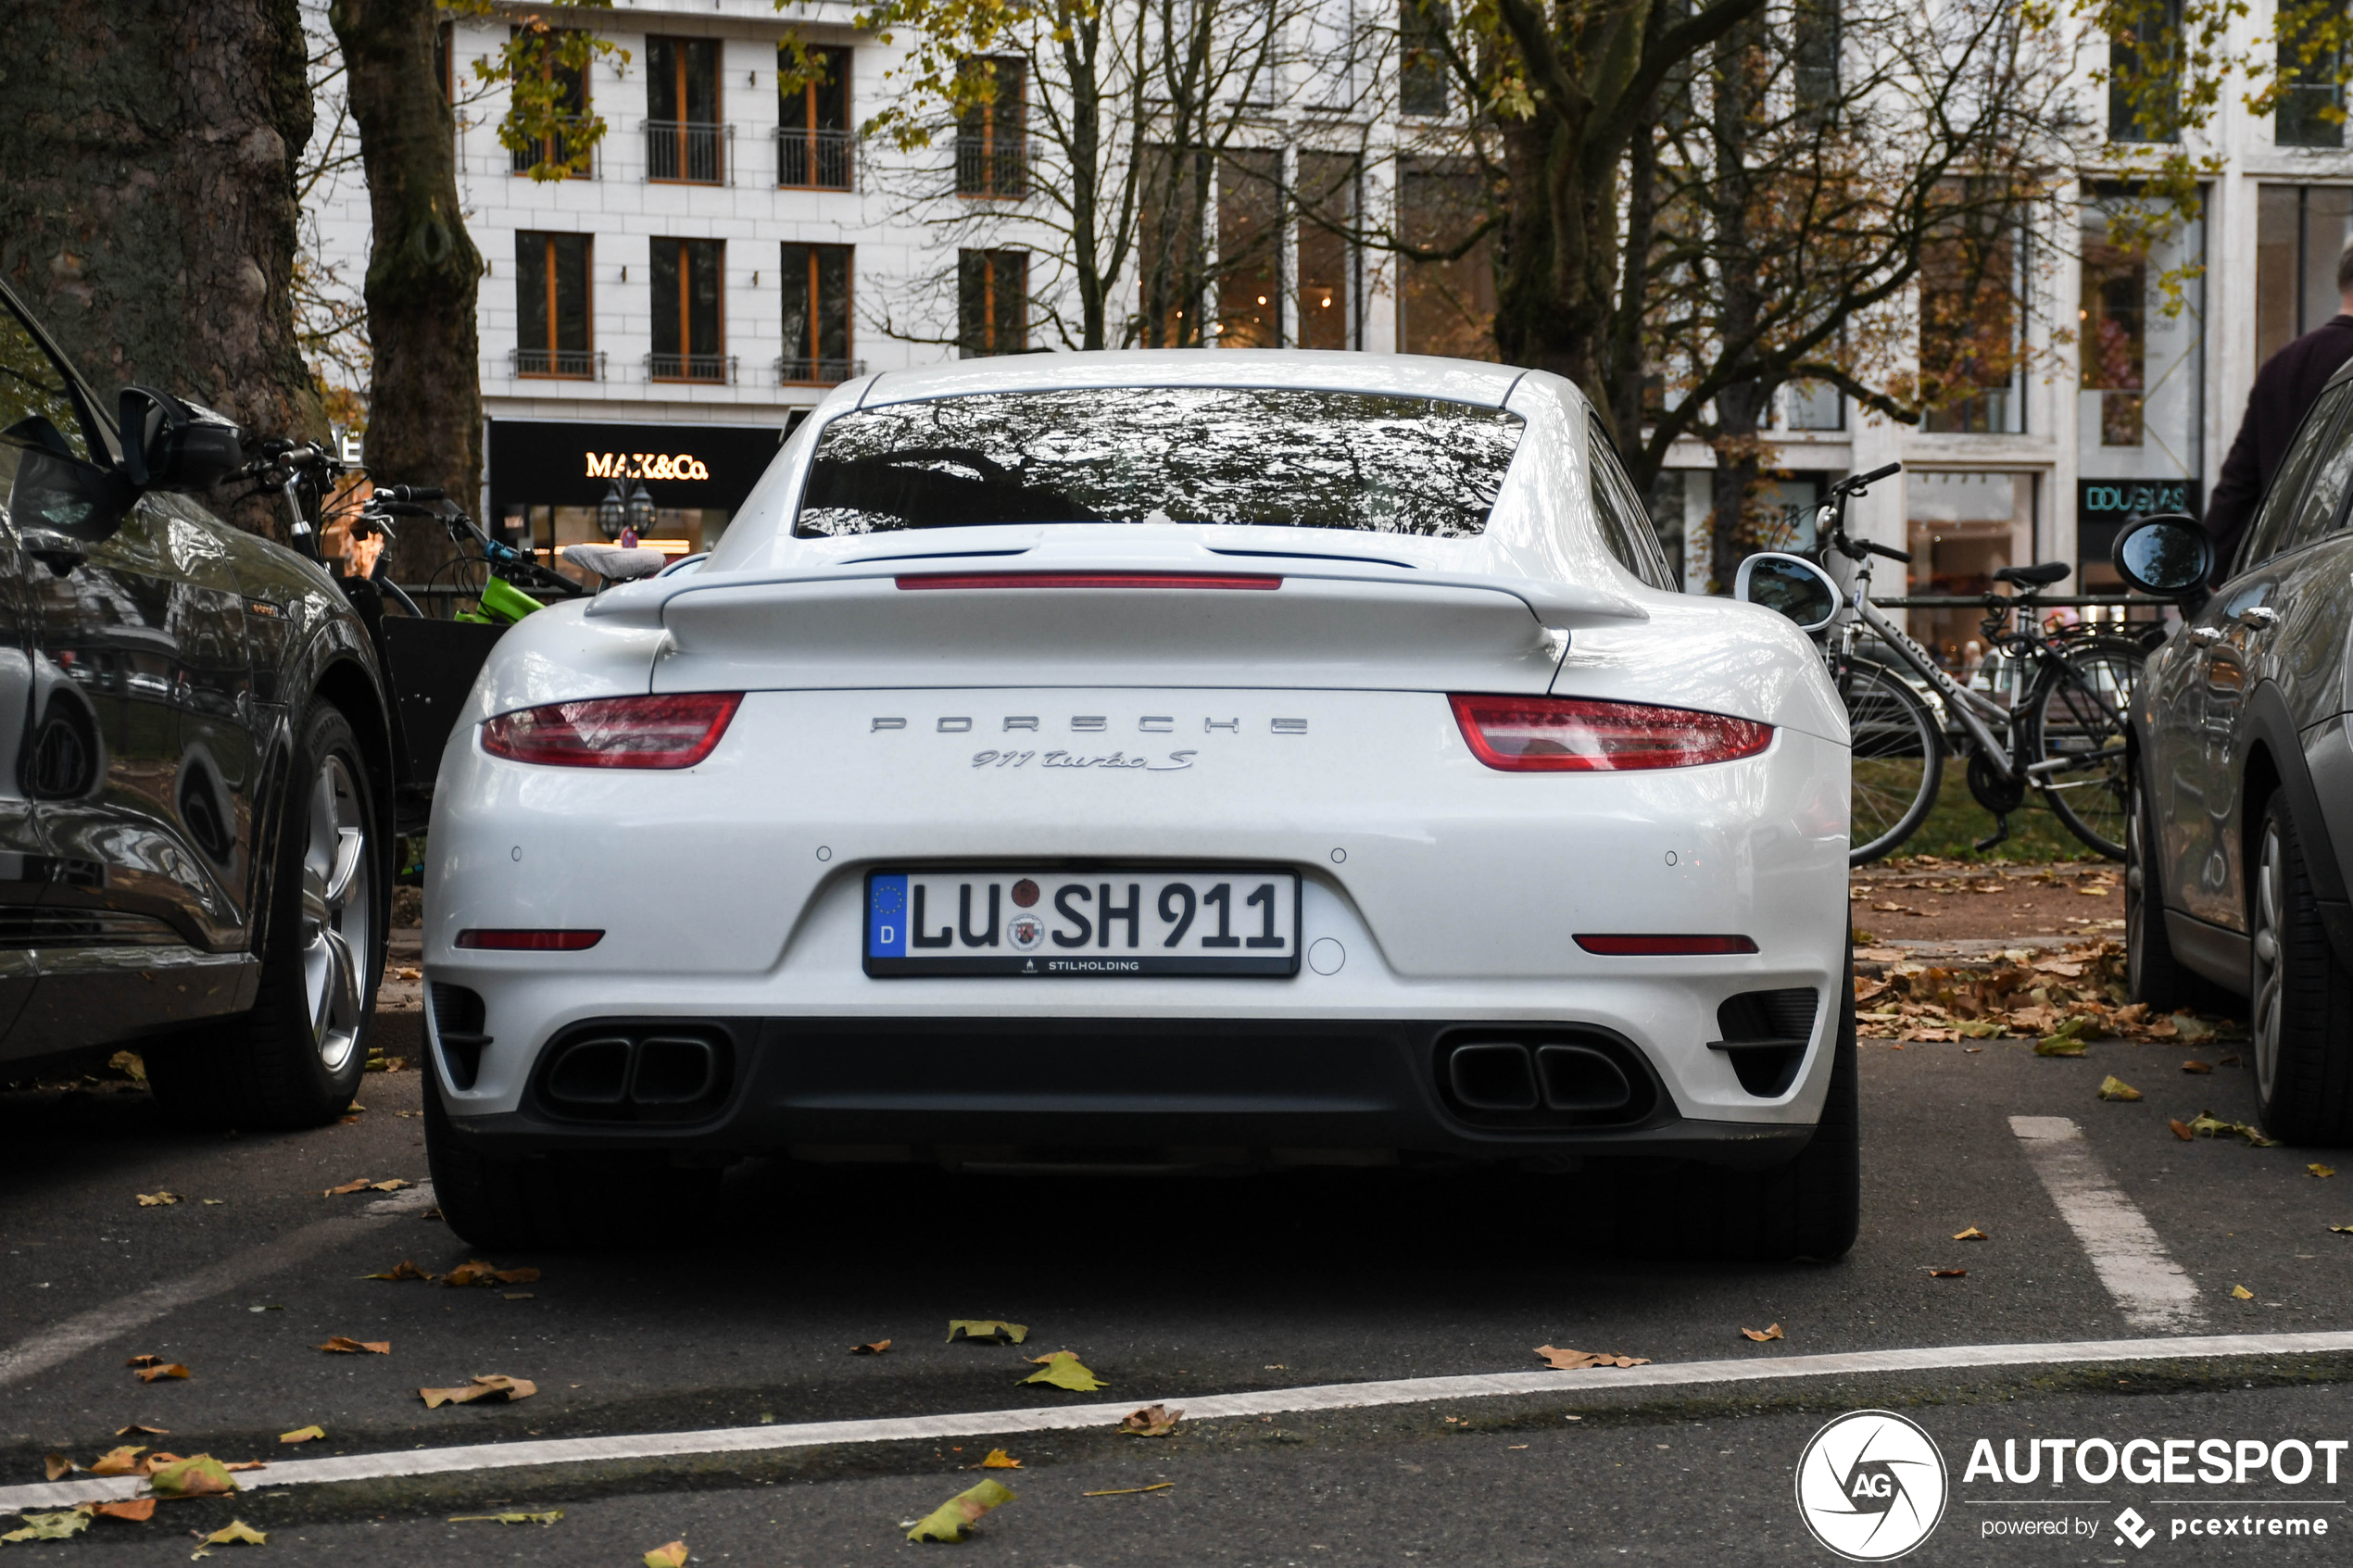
[2023, 636, 2138, 860]
[1840, 657, 1943, 866]
[149, 702, 383, 1129]
[2249, 795, 2353, 1144]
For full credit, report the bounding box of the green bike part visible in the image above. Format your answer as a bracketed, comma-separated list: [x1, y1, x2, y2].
[477, 575, 546, 623]
[454, 608, 493, 625]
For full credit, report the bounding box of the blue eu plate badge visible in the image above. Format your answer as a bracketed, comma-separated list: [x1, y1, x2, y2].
[869, 874, 908, 959]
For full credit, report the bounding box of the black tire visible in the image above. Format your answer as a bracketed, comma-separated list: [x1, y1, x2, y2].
[148, 701, 384, 1129]
[2249, 794, 2353, 1145]
[1840, 657, 1944, 866]
[2023, 635, 2139, 860]
[422, 1065, 722, 1251]
[1593, 948, 1860, 1261]
[2124, 759, 2234, 1014]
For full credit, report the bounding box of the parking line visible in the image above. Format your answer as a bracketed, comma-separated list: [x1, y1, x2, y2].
[7, 1326, 2352, 1514]
[2010, 1114, 2204, 1332]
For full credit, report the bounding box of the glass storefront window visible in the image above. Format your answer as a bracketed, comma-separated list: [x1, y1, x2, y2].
[2257, 184, 2353, 366]
[1907, 470, 2037, 672]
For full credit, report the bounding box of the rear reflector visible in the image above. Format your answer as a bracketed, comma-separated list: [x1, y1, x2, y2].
[896, 571, 1281, 591]
[1576, 935, 1760, 956]
[456, 929, 605, 951]
[481, 693, 742, 769]
[1450, 695, 1771, 771]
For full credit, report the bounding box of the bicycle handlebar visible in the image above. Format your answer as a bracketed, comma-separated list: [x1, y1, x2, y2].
[1829, 461, 1902, 499]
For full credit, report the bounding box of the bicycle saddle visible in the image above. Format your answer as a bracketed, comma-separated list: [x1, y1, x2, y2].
[1993, 561, 2070, 587]
[562, 543, 668, 582]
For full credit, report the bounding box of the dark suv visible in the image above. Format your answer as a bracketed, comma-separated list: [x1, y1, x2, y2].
[0, 278, 393, 1125]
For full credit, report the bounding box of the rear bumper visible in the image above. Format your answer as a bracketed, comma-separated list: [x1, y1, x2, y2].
[431, 1014, 1820, 1171]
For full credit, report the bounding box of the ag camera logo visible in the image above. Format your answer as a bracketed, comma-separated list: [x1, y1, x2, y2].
[1795, 1410, 1949, 1561]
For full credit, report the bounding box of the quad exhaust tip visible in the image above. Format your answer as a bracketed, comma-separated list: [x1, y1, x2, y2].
[538, 1029, 732, 1122]
[1443, 1036, 1635, 1116]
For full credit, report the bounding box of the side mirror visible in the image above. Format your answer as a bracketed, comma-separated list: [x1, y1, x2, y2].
[9, 445, 135, 550]
[1734, 551, 1843, 633]
[117, 386, 245, 493]
[2110, 513, 2212, 596]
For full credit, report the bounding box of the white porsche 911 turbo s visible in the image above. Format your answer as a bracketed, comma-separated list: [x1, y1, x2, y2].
[421, 351, 1856, 1258]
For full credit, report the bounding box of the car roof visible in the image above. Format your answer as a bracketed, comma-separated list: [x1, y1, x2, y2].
[855, 348, 1534, 411]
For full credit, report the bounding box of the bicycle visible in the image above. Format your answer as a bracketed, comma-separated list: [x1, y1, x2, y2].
[1800, 464, 2142, 866]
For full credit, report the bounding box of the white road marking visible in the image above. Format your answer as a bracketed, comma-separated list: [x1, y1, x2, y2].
[7, 1326, 2351, 1513]
[2010, 1114, 2203, 1332]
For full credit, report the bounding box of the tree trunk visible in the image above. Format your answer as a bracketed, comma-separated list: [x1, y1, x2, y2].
[331, 0, 483, 584]
[0, 0, 322, 531]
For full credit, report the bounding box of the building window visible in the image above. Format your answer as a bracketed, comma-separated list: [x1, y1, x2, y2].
[1216, 150, 1283, 347]
[1297, 152, 1358, 351]
[2080, 214, 2146, 446]
[1793, 0, 1839, 121]
[778, 44, 853, 189]
[2258, 185, 2353, 367]
[2108, 0, 2182, 144]
[1400, 0, 1449, 117]
[1139, 147, 1205, 345]
[649, 238, 728, 383]
[514, 232, 595, 378]
[779, 244, 854, 384]
[508, 31, 590, 176]
[1396, 159, 1496, 359]
[959, 249, 1027, 357]
[647, 35, 724, 183]
[1919, 207, 2023, 434]
[2278, 12, 2345, 147]
[1785, 382, 1844, 431]
[436, 21, 454, 104]
[955, 58, 1026, 198]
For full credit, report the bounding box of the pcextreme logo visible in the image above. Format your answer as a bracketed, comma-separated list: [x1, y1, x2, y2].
[1795, 1410, 1951, 1561]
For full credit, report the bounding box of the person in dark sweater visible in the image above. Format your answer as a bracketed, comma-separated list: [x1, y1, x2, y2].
[2201, 245, 2353, 582]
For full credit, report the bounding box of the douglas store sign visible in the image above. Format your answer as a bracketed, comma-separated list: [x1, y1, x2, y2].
[486, 419, 796, 523]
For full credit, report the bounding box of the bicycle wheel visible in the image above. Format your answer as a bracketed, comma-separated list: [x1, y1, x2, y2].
[1838, 656, 1944, 866]
[2022, 634, 2139, 860]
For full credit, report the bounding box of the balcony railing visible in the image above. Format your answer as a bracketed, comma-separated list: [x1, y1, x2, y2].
[510, 118, 596, 178]
[645, 353, 736, 384]
[775, 355, 865, 386]
[509, 347, 606, 380]
[954, 132, 1028, 197]
[776, 127, 855, 190]
[645, 119, 729, 183]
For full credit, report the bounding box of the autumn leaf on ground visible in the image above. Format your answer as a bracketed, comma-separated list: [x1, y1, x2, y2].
[2186, 1111, 2279, 1147]
[1741, 1323, 1784, 1343]
[323, 1179, 374, 1197]
[2332, 1225, 2353, 1235]
[2231, 1285, 2256, 1299]
[126, 1354, 163, 1368]
[643, 1541, 687, 1568]
[148, 1454, 237, 1499]
[0, 1511, 88, 1543]
[1928, 1268, 1968, 1278]
[441, 1260, 499, 1287]
[315, 1336, 390, 1354]
[1120, 1404, 1182, 1436]
[362, 1260, 433, 1282]
[947, 1320, 1028, 1345]
[2170, 1119, 2195, 1140]
[136, 1192, 181, 1207]
[2034, 1022, 2093, 1056]
[114, 1424, 168, 1436]
[493, 1268, 539, 1286]
[419, 1374, 535, 1408]
[222, 1461, 269, 1473]
[2311, 1164, 2337, 1178]
[979, 1449, 1022, 1468]
[1533, 1345, 1652, 1369]
[134, 1362, 190, 1383]
[2183, 1060, 2213, 1074]
[87, 1446, 145, 1476]
[1084, 1483, 1176, 1496]
[849, 1340, 891, 1355]
[2172, 1013, 2218, 1042]
[2096, 1075, 2142, 1102]
[84, 1499, 156, 1523]
[366, 1179, 409, 1193]
[278, 1426, 325, 1445]
[198, 1520, 267, 1548]
[447, 1512, 563, 1524]
[1953, 1226, 1989, 1241]
[906, 1480, 1015, 1543]
[1022, 1351, 1106, 1391]
[41, 1453, 69, 1481]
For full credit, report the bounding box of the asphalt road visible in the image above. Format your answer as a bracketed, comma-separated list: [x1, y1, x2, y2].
[5, 1006, 2353, 1564]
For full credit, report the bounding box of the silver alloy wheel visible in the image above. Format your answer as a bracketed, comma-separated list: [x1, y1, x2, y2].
[301, 753, 370, 1073]
[2251, 821, 2285, 1105]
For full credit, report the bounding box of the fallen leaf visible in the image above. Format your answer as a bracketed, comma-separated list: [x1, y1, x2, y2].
[201, 1199, 224, 1206]
[906, 1480, 1016, 1542]
[2332, 1225, 2353, 1236]
[2183, 1060, 2213, 1074]
[2170, 1119, 2195, 1140]
[1928, 1268, 1968, 1278]
[2185, 1111, 2279, 1147]
[979, 1449, 1022, 1468]
[2034, 1035, 2089, 1058]
[367, 1179, 409, 1193]
[2096, 1075, 2143, 1102]
[126, 1354, 162, 1368]
[323, 1179, 373, 1197]
[2231, 1285, 2255, 1300]
[1533, 1345, 1652, 1369]
[441, 1260, 499, 1287]
[1120, 1404, 1182, 1436]
[108, 1049, 147, 1083]
[418, 1374, 536, 1408]
[503, 1293, 534, 1301]
[87, 1446, 146, 1476]
[2078, 884, 2110, 897]
[1084, 1483, 1176, 1497]
[41, 1454, 69, 1481]
[2173, 1013, 2218, 1041]
[114, 1425, 168, 1436]
[278, 1426, 324, 1445]
[447, 1512, 563, 1524]
[946, 1320, 1028, 1345]
[849, 1340, 891, 1356]
[492, 1268, 539, 1286]
[0, 1511, 88, 1543]
[1021, 1351, 1106, 1391]
[135, 1362, 191, 1383]
[2311, 1164, 2337, 1179]
[222, 1461, 268, 1473]
[1741, 1323, 1785, 1342]
[85, 1499, 156, 1523]
[315, 1336, 390, 1354]
[362, 1260, 433, 1282]
[198, 1521, 267, 1548]
[136, 1192, 181, 1207]
[643, 1541, 687, 1568]
[148, 1454, 237, 1499]
[1953, 1226, 1988, 1241]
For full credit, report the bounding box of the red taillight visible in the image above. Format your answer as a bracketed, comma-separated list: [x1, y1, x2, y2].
[895, 571, 1281, 591]
[455, 929, 605, 951]
[1576, 935, 1759, 956]
[481, 693, 742, 769]
[1450, 695, 1770, 771]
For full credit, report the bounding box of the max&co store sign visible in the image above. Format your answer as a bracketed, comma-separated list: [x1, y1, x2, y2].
[486, 419, 799, 521]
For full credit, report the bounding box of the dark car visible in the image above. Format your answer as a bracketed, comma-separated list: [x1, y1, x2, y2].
[2121, 362, 2353, 1145]
[0, 278, 395, 1125]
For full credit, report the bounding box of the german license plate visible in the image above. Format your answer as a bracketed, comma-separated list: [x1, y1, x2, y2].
[864, 869, 1301, 977]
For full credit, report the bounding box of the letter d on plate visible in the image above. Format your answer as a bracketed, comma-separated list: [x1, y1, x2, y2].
[870, 874, 908, 958]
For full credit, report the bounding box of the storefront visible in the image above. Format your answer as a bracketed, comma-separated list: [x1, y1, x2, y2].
[484, 419, 801, 561]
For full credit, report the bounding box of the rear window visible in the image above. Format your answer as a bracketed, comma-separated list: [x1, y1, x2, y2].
[795, 386, 1526, 538]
